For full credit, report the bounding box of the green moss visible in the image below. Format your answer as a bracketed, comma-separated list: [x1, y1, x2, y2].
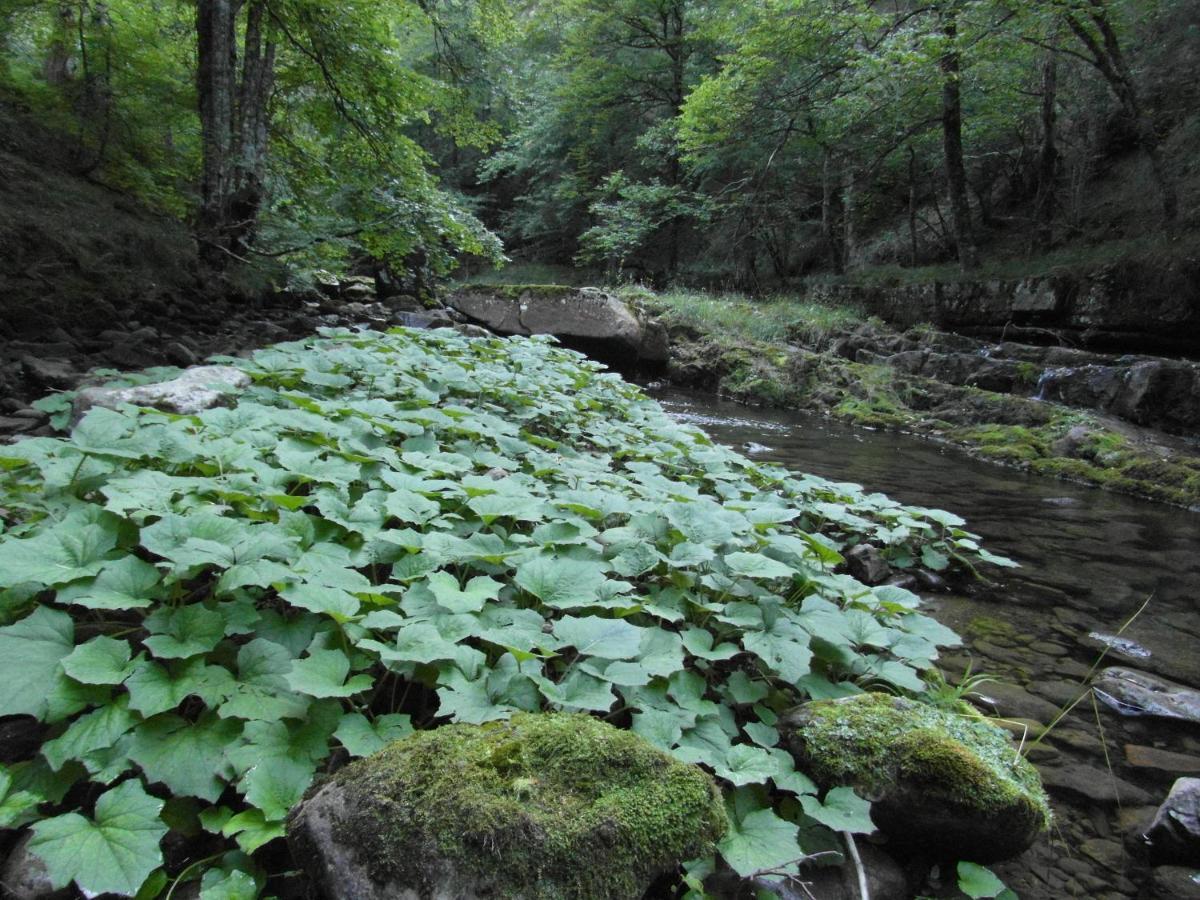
[791, 693, 1051, 828]
[464, 283, 577, 301]
[893, 729, 1029, 813]
[965, 616, 1018, 643]
[1014, 362, 1042, 386]
[326, 713, 727, 900]
[953, 424, 1048, 462]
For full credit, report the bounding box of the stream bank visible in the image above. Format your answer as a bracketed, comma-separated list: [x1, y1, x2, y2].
[640, 291, 1200, 509]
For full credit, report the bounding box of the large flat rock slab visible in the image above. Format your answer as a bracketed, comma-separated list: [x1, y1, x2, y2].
[448, 284, 666, 367]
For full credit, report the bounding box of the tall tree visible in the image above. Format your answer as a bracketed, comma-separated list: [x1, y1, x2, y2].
[195, 0, 275, 261]
[938, 1, 980, 270]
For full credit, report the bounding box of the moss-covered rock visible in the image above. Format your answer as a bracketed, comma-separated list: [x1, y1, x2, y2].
[782, 693, 1050, 863]
[287, 712, 727, 900]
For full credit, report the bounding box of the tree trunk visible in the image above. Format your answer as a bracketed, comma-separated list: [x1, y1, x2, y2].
[821, 150, 845, 275]
[196, 0, 275, 263]
[664, 0, 686, 277]
[908, 147, 920, 267]
[843, 168, 857, 271]
[1032, 50, 1058, 249]
[939, 8, 978, 270]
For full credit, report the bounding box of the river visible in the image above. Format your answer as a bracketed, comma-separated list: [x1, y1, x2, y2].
[654, 387, 1200, 900]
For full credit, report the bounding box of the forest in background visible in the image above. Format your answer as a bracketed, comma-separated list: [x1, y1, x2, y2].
[0, 0, 1197, 293]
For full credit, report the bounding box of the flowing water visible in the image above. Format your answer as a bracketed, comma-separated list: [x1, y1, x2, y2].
[654, 387, 1200, 899]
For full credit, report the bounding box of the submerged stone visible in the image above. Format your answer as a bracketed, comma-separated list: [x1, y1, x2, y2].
[782, 693, 1051, 863]
[287, 712, 727, 900]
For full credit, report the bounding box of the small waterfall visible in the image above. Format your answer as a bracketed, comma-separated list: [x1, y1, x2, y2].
[1033, 366, 1075, 402]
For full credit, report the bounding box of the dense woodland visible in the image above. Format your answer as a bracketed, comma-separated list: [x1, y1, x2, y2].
[1, 0, 1196, 291]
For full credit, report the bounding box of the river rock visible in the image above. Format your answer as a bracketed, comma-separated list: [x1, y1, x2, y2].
[19, 356, 78, 391]
[1125, 745, 1200, 775]
[969, 681, 1061, 725]
[1092, 667, 1200, 724]
[1143, 777, 1200, 866]
[1037, 762, 1152, 806]
[845, 543, 891, 585]
[287, 713, 726, 900]
[1148, 865, 1200, 899]
[0, 833, 74, 900]
[782, 694, 1051, 863]
[71, 365, 252, 422]
[447, 285, 666, 367]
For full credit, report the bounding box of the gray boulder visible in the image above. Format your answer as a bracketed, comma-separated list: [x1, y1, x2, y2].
[447, 285, 667, 367]
[287, 713, 726, 900]
[1143, 778, 1200, 866]
[71, 365, 252, 423]
[1092, 667, 1200, 724]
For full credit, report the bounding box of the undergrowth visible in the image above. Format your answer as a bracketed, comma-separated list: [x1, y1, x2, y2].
[0, 327, 1015, 897]
[633, 288, 864, 344]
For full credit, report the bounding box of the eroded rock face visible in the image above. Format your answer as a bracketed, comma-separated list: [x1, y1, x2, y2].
[782, 693, 1051, 864]
[447, 285, 667, 368]
[1092, 667, 1200, 724]
[287, 713, 726, 900]
[71, 365, 252, 423]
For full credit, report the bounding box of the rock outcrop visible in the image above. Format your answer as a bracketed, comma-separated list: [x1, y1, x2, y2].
[805, 259, 1200, 359]
[287, 713, 726, 900]
[782, 693, 1051, 863]
[817, 320, 1200, 435]
[447, 284, 668, 369]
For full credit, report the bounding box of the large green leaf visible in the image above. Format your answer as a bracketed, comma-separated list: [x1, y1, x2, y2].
[0, 522, 118, 589]
[334, 712, 413, 757]
[799, 787, 875, 834]
[128, 713, 241, 802]
[0, 607, 75, 718]
[61, 637, 136, 686]
[28, 779, 167, 897]
[285, 650, 373, 698]
[718, 806, 801, 878]
[143, 605, 226, 660]
[957, 861, 1015, 899]
[514, 555, 610, 608]
[426, 571, 503, 614]
[554, 615, 645, 660]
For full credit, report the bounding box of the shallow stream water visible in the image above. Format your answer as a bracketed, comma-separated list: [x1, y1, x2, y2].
[654, 387, 1200, 899]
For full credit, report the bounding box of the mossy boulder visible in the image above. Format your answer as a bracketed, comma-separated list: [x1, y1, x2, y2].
[782, 693, 1050, 863]
[287, 712, 727, 900]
